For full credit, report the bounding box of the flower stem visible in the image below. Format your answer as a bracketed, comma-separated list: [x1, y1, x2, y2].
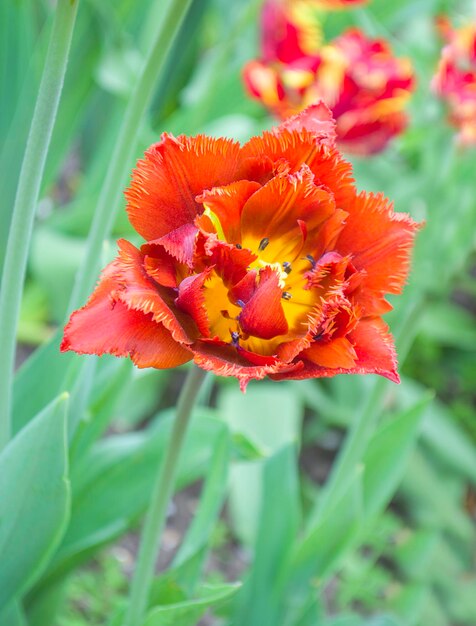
[0, 0, 79, 451]
[67, 0, 192, 314]
[123, 365, 207, 626]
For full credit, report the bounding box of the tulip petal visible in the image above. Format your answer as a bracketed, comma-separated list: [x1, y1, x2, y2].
[240, 165, 335, 262]
[175, 271, 211, 338]
[303, 337, 357, 368]
[197, 180, 261, 244]
[240, 128, 355, 209]
[145, 223, 198, 267]
[350, 317, 399, 381]
[192, 340, 302, 391]
[126, 134, 240, 241]
[336, 191, 420, 314]
[112, 239, 199, 344]
[61, 271, 192, 369]
[239, 267, 288, 340]
[275, 102, 336, 144]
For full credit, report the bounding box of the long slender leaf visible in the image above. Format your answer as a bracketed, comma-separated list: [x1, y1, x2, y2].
[0, 393, 70, 609]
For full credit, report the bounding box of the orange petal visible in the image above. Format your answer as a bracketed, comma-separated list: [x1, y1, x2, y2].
[191, 340, 301, 391]
[175, 271, 211, 338]
[349, 316, 399, 382]
[239, 267, 288, 340]
[240, 165, 336, 261]
[303, 337, 357, 368]
[199, 235, 257, 287]
[197, 180, 261, 244]
[271, 316, 398, 382]
[61, 274, 192, 369]
[114, 239, 198, 344]
[336, 191, 421, 315]
[307, 145, 355, 209]
[273, 102, 336, 145]
[240, 130, 355, 210]
[126, 134, 240, 241]
[142, 223, 198, 267]
[143, 253, 178, 289]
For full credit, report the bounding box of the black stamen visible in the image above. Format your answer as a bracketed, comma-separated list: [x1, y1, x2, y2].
[236, 244, 242, 249]
[236, 299, 245, 308]
[305, 254, 315, 266]
[282, 291, 292, 300]
[282, 262, 292, 274]
[231, 331, 240, 344]
[258, 237, 269, 251]
[313, 331, 324, 341]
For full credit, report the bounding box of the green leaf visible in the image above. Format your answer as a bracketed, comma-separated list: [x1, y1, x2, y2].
[291, 466, 363, 586]
[0, 602, 28, 626]
[218, 383, 302, 546]
[40, 411, 225, 588]
[172, 426, 230, 591]
[238, 444, 301, 626]
[143, 582, 241, 626]
[0, 393, 70, 609]
[12, 329, 78, 435]
[363, 394, 432, 516]
[231, 432, 266, 461]
[418, 302, 476, 350]
[30, 227, 86, 323]
[218, 382, 302, 452]
[325, 615, 403, 626]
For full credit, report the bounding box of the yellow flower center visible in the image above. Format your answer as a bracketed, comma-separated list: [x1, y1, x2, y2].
[201, 206, 320, 355]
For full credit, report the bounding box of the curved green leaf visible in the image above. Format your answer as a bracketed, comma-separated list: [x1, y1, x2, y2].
[0, 393, 70, 609]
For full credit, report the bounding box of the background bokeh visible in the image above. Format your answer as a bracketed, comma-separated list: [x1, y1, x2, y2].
[2, 0, 476, 625]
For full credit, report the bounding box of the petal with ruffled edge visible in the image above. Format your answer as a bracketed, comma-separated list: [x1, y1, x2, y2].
[175, 270, 212, 338]
[240, 165, 336, 262]
[239, 105, 337, 181]
[61, 267, 192, 369]
[336, 191, 421, 315]
[198, 234, 257, 287]
[239, 107, 355, 209]
[191, 340, 303, 391]
[110, 239, 198, 344]
[349, 317, 399, 381]
[197, 180, 261, 244]
[239, 266, 288, 340]
[271, 316, 398, 382]
[275, 101, 336, 141]
[126, 134, 241, 241]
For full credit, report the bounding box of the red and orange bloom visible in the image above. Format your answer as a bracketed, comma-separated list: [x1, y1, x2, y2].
[261, 0, 323, 65]
[313, 0, 368, 7]
[432, 17, 476, 146]
[62, 104, 420, 390]
[244, 25, 415, 154]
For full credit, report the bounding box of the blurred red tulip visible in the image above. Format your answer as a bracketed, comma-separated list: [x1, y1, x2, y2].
[244, 2, 415, 155]
[62, 105, 419, 390]
[433, 17, 476, 146]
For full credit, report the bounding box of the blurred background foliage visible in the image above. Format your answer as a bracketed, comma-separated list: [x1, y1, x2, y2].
[2, 0, 476, 624]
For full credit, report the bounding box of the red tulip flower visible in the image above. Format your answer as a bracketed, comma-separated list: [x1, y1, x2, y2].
[244, 21, 415, 155]
[433, 18, 476, 146]
[313, 0, 368, 6]
[62, 104, 420, 390]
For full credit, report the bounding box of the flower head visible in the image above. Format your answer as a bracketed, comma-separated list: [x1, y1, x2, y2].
[244, 25, 415, 154]
[62, 104, 420, 390]
[432, 17, 476, 145]
[313, 0, 368, 7]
